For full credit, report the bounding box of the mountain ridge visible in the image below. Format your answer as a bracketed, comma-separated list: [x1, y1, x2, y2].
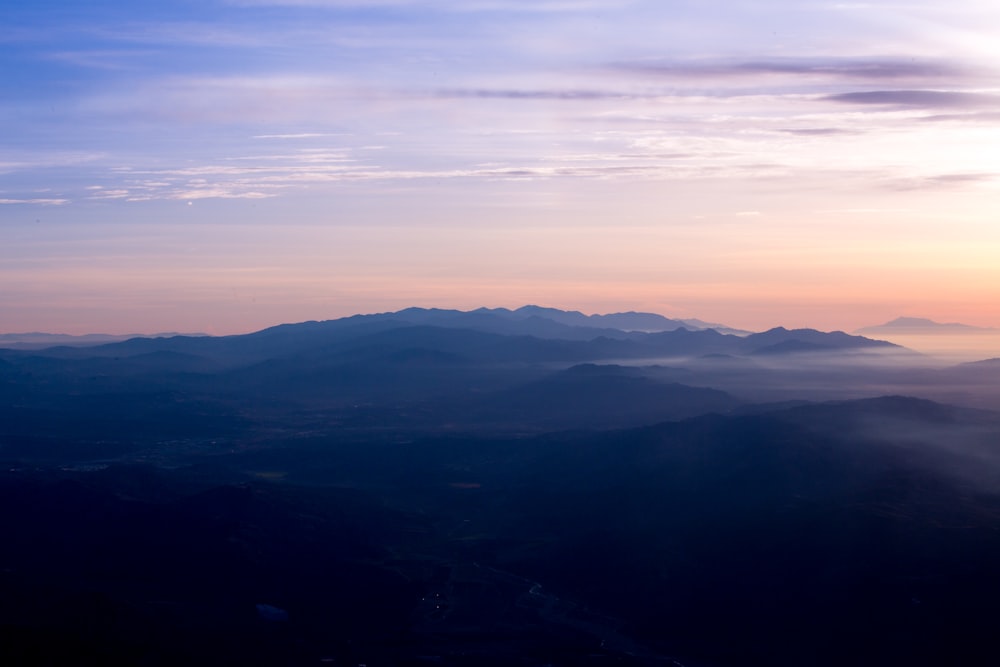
[1, 307, 892, 363]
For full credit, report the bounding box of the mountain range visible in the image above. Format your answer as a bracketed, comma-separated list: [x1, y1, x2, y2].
[2, 305, 891, 363]
[0, 305, 747, 349]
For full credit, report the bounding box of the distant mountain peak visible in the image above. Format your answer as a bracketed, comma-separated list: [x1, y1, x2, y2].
[856, 317, 993, 334]
[887, 317, 943, 327]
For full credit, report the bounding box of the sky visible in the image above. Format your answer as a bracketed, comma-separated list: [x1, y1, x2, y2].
[2, 0, 1000, 335]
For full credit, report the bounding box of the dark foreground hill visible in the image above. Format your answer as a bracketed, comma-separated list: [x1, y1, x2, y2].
[2, 395, 1000, 666]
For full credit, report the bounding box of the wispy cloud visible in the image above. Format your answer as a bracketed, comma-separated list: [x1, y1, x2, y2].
[433, 88, 630, 100]
[614, 57, 981, 82]
[77, 75, 380, 123]
[920, 111, 1000, 123]
[0, 198, 68, 205]
[85, 188, 131, 200]
[252, 133, 350, 139]
[173, 188, 275, 200]
[815, 208, 913, 214]
[825, 90, 1000, 108]
[884, 172, 998, 191]
[778, 128, 859, 136]
[0, 152, 108, 175]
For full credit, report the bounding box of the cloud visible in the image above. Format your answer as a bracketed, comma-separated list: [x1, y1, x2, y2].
[433, 88, 628, 100]
[824, 90, 1000, 108]
[252, 133, 350, 139]
[920, 111, 1000, 123]
[926, 173, 996, 184]
[613, 57, 979, 82]
[171, 188, 274, 200]
[884, 172, 997, 191]
[815, 208, 912, 214]
[78, 75, 395, 124]
[778, 128, 859, 136]
[0, 151, 108, 175]
[71, 147, 799, 203]
[0, 198, 68, 205]
[86, 189, 131, 200]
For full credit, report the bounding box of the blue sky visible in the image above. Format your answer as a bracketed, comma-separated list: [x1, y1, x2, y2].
[3, 1, 1000, 334]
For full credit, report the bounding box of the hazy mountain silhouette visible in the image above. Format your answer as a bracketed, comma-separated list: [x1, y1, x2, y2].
[857, 316, 997, 334]
[741, 325, 897, 353]
[0, 332, 207, 349]
[0, 309, 895, 371]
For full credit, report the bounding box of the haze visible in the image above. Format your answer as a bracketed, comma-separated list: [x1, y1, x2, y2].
[3, 1, 1000, 336]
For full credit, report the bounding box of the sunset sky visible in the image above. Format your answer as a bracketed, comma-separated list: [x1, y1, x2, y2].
[3, 0, 1000, 335]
